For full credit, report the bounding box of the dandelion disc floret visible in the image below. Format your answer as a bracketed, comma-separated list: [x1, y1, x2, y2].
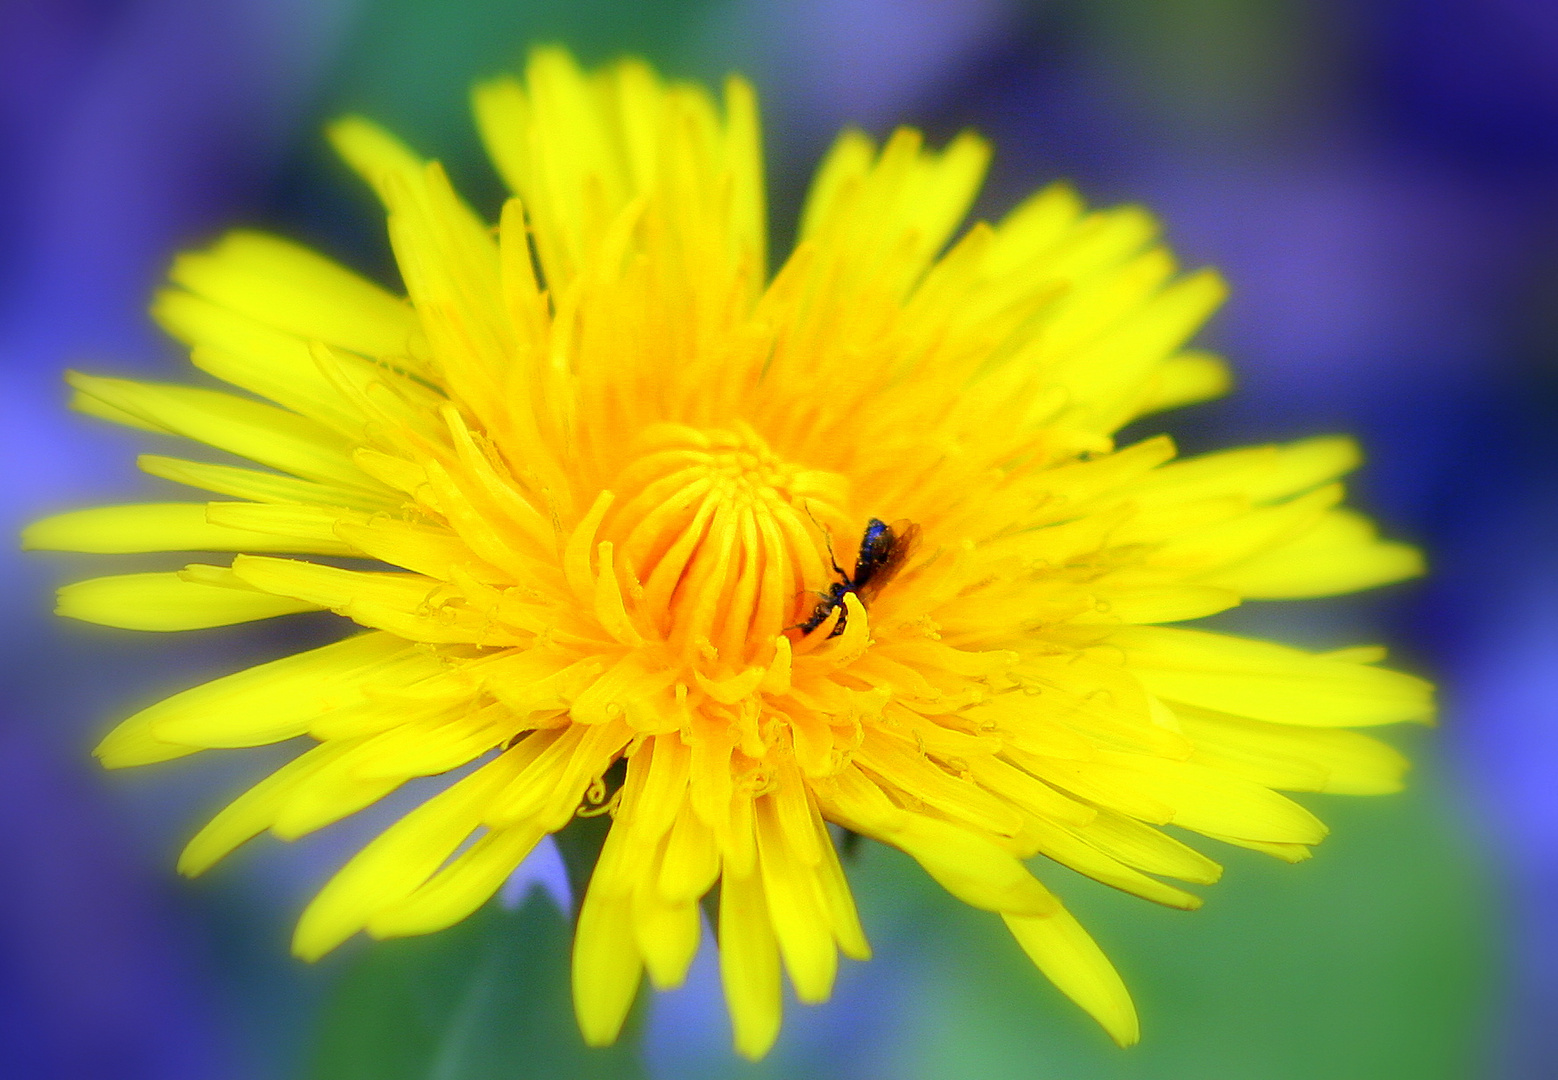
[27, 48, 1434, 1058]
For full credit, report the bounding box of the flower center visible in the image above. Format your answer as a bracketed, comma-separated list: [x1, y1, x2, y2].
[601, 423, 851, 665]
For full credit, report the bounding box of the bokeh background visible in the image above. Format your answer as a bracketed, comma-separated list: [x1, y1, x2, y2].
[3, 0, 1553, 1076]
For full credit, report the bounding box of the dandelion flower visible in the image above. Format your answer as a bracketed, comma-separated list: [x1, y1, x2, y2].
[26, 48, 1432, 1058]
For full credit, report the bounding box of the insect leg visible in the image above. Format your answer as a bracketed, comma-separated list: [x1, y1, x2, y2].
[803, 503, 849, 579]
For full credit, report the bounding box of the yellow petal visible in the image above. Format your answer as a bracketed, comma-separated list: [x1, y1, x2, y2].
[369, 824, 545, 938]
[56, 568, 321, 630]
[719, 868, 782, 1061]
[1178, 707, 1408, 795]
[573, 827, 646, 1046]
[1116, 626, 1434, 727]
[1133, 350, 1230, 415]
[152, 290, 367, 433]
[1067, 809, 1222, 884]
[1024, 816, 1202, 909]
[658, 800, 722, 904]
[23, 503, 353, 555]
[1088, 750, 1328, 845]
[97, 632, 432, 758]
[854, 728, 1023, 837]
[631, 874, 702, 991]
[1004, 906, 1139, 1046]
[138, 454, 397, 511]
[292, 754, 521, 959]
[168, 230, 415, 360]
[1201, 508, 1425, 598]
[755, 796, 837, 1003]
[66, 372, 367, 490]
[179, 740, 361, 875]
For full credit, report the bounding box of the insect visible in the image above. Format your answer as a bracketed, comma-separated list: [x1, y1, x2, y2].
[798, 517, 921, 637]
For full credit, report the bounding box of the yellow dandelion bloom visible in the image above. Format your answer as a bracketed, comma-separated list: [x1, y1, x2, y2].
[26, 48, 1432, 1059]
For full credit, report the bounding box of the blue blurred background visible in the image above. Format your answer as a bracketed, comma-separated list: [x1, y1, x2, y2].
[3, 1, 1552, 1076]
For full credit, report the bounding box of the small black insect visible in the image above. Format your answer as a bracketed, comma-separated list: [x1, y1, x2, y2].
[798, 517, 921, 637]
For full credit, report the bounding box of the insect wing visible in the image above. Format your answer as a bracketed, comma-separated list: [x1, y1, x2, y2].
[856, 520, 920, 603]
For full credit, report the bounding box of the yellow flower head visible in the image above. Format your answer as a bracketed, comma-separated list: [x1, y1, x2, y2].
[27, 48, 1432, 1058]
